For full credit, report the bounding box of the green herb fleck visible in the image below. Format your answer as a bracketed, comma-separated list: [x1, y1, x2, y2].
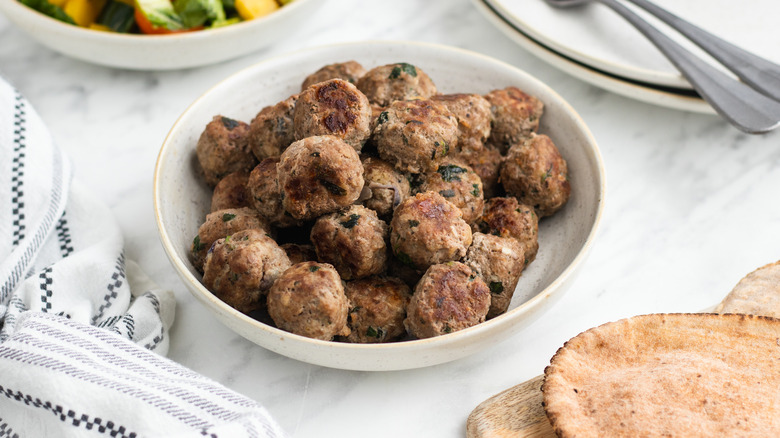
[408, 220, 420, 228]
[341, 214, 361, 229]
[437, 164, 467, 182]
[439, 189, 456, 198]
[222, 213, 236, 222]
[221, 117, 240, 130]
[320, 179, 347, 196]
[541, 164, 553, 183]
[388, 63, 417, 79]
[350, 306, 362, 313]
[309, 265, 321, 272]
[377, 111, 389, 125]
[471, 184, 480, 197]
[442, 140, 449, 157]
[395, 251, 415, 267]
[443, 324, 452, 334]
[366, 326, 385, 339]
[192, 235, 205, 252]
[489, 281, 504, 294]
[224, 235, 232, 243]
[230, 272, 240, 282]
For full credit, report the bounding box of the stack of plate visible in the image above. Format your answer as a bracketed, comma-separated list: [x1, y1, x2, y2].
[472, 0, 779, 114]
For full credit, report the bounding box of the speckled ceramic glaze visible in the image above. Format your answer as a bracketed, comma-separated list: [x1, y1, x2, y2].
[0, 0, 321, 70]
[153, 41, 606, 371]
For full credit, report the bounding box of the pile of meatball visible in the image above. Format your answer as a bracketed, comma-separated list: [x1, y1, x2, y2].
[191, 60, 570, 343]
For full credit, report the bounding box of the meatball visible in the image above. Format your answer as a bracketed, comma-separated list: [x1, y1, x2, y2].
[389, 191, 472, 271]
[196, 115, 256, 186]
[301, 60, 367, 89]
[310, 205, 388, 280]
[293, 79, 372, 151]
[484, 87, 544, 153]
[454, 145, 503, 199]
[190, 207, 269, 272]
[343, 276, 411, 343]
[431, 93, 492, 152]
[278, 135, 365, 220]
[475, 197, 539, 265]
[374, 99, 459, 174]
[247, 158, 301, 228]
[464, 233, 525, 318]
[210, 171, 251, 212]
[404, 262, 490, 338]
[266, 262, 350, 340]
[361, 156, 411, 218]
[357, 63, 437, 107]
[202, 229, 291, 313]
[419, 160, 484, 224]
[500, 133, 570, 217]
[281, 243, 317, 265]
[248, 94, 298, 160]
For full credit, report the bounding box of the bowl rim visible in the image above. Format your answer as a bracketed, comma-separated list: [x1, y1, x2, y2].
[153, 40, 607, 355]
[0, 0, 316, 42]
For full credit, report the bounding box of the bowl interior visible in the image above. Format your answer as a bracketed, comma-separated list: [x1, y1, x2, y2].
[155, 41, 605, 370]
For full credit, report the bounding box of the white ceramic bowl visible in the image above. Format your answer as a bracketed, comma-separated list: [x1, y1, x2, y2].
[0, 0, 321, 70]
[154, 41, 606, 371]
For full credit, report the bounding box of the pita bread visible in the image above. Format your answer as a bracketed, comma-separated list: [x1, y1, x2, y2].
[715, 260, 780, 318]
[542, 313, 780, 438]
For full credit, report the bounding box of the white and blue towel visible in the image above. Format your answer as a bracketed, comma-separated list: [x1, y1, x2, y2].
[0, 78, 285, 437]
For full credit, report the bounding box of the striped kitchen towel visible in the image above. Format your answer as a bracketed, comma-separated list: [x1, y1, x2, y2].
[0, 79, 285, 437]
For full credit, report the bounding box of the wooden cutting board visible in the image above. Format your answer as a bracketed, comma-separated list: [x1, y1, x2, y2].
[466, 261, 780, 438]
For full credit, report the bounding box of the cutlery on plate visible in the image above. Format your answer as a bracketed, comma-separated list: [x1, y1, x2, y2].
[544, 0, 780, 134]
[626, 0, 780, 102]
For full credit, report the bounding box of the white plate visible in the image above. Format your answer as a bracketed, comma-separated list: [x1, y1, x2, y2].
[154, 41, 606, 371]
[473, 0, 714, 114]
[487, 0, 780, 89]
[0, 0, 321, 70]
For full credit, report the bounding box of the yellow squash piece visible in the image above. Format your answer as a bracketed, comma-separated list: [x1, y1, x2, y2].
[63, 0, 107, 27]
[235, 0, 278, 21]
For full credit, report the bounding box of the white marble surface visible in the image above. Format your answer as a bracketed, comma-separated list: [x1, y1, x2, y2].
[2, 0, 780, 436]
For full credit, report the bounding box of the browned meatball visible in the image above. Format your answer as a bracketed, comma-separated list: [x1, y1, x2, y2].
[301, 60, 367, 89]
[419, 160, 484, 225]
[281, 243, 317, 265]
[373, 99, 459, 174]
[266, 262, 350, 340]
[431, 93, 492, 152]
[310, 205, 388, 280]
[389, 191, 472, 271]
[247, 158, 301, 228]
[248, 94, 298, 160]
[196, 115, 257, 186]
[210, 171, 251, 212]
[484, 87, 544, 153]
[475, 197, 539, 265]
[357, 63, 437, 107]
[202, 229, 291, 313]
[343, 276, 411, 343]
[361, 156, 411, 218]
[500, 133, 570, 217]
[278, 135, 365, 220]
[404, 262, 490, 338]
[190, 207, 269, 272]
[293, 79, 372, 151]
[454, 145, 503, 199]
[464, 233, 525, 318]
